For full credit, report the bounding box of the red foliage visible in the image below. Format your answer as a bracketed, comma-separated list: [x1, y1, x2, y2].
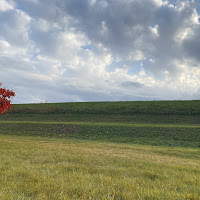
[0, 83, 15, 114]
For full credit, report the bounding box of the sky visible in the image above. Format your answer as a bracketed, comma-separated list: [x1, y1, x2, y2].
[0, 0, 200, 103]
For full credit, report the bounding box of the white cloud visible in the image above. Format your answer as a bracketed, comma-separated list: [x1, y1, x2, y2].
[149, 25, 159, 37]
[152, 0, 168, 7]
[0, 0, 14, 12]
[0, 40, 27, 56]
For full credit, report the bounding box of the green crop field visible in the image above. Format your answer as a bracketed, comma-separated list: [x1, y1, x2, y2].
[0, 101, 200, 199]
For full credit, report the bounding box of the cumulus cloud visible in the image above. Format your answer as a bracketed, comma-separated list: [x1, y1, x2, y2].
[0, 0, 200, 103]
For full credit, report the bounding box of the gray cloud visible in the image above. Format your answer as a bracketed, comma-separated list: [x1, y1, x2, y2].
[183, 28, 200, 62]
[57, 0, 159, 57]
[121, 81, 145, 88]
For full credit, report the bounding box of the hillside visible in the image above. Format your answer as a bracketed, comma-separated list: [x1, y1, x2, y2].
[0, 101, 200, 148]
[2, 100, 200, 124]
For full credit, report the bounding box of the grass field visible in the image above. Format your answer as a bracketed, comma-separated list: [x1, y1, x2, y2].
[0, 101, 200, 199]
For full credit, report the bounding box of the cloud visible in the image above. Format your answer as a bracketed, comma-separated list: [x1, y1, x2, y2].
[0, 0, 14, 12]
[121, 81, 145, 88]
[0, 8, 31, 47]
[57, 0, 160, 59]
[0, 0, 200, 103]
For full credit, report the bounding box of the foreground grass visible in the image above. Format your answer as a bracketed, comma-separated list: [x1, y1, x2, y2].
[0, 135, 200, 200]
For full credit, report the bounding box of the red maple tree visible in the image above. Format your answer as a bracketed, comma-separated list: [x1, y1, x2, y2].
[0, 83, 15, 114]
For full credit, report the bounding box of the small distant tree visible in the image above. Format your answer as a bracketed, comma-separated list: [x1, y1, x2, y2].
[0, 83, 15, 114]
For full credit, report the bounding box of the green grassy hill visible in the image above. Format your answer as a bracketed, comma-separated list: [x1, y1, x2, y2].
[0, 101, 199, 148]
[2, 100, 200, 124]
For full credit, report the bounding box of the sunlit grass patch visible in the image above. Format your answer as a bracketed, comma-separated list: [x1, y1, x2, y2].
[0, 135, 200, 199]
